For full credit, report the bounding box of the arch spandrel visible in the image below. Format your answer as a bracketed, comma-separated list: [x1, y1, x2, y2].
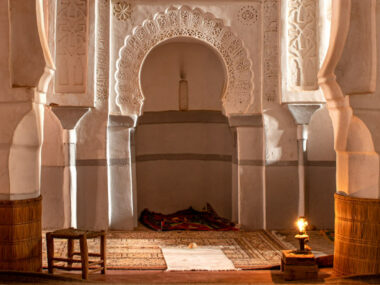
[115, 5, 254, 117]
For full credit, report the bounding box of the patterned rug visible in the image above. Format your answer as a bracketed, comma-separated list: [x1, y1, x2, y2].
[42, 230, 287, 270]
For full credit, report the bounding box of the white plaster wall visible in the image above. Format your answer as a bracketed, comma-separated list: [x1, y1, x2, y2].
[348, 0, 380, 199]
[41, 109, 66, 229]
[263, 104, 299, 229]
[141, 40, 225, 112]
[0, 0, 45, 199]
[307, 106, 335, 228]
[136, 124, 232, 155]
[307, 106, 335, 161]
[76, 111, 109, 230]
[135, 35, 234, 219]
[137, 160, 232, 218]
[263, 105, 298, 162]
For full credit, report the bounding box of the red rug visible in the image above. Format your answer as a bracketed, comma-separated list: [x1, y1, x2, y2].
[139, 204, 238, 231]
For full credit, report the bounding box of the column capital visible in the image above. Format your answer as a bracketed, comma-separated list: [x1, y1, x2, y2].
[50, 106, 91, 130]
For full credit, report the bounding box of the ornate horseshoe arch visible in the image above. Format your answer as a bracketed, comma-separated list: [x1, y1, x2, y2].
[115, 5, 254, 116]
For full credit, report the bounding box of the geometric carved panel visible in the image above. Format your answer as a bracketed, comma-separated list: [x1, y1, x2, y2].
[55, 0, 88, 93]
[287, 0, 318, 91]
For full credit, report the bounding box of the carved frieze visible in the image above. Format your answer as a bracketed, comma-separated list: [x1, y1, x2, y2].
[96, 0, 110, 103]
[287, 0, 318, 91]
[115, 6, 254, 116]
[263, 0, 279, 102]
[55, 0, 88, 94]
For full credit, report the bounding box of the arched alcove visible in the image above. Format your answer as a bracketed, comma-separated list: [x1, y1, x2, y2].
[135, 38, 234, 218]
[115, 5, 254, 117]
[140, 37, 226, 112]
[109, 5, 261, 230]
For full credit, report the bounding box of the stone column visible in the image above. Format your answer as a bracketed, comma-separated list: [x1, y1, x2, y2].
[75, 0, 110, 230]
[229, 115, 264, 229]
[50, 107, 90, 228]
[107, 115, 136, 230]
[288, 104, 321, 216]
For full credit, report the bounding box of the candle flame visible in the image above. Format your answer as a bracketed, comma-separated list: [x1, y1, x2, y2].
[296, 217, 308, 234]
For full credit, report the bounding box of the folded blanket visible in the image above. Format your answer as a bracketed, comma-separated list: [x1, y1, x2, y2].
[139, 204, 238, 231]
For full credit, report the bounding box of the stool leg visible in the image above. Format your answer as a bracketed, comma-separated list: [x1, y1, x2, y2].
[100, 231, 106, 274]
[67, 238, 74, 268]
[46, 233, 54, 274]
[80, 234, 88, 280]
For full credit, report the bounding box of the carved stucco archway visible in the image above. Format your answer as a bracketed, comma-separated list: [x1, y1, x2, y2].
[115, 5, 254, 117]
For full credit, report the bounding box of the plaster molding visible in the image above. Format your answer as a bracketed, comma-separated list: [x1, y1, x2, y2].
[36, 0, 55, 96]
[318, 0, 354, 151]
[115, 5, 254, 116]
[7, 0, 56, 200]
[287, 0, 318, 91]
[228, 114, 263, 127]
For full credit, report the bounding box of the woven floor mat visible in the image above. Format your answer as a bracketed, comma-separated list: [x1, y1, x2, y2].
[42, 230, 288, 270]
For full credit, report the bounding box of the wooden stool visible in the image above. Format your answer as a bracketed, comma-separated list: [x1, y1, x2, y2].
[46, 228, 106, 279]
[281, 250, 318, 281]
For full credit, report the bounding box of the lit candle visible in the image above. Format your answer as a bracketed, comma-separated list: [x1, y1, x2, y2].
[297, 217, 308, 235]
[295, 217, 309, 253]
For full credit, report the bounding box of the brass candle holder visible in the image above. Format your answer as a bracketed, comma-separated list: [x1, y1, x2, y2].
[281, 217, 318, 281]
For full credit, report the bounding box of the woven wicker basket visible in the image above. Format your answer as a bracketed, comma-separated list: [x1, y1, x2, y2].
[334, 193, 380, 275]
[0, 196, 42, 271]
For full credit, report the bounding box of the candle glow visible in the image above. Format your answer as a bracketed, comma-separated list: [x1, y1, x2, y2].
[296, 217, 308, 234]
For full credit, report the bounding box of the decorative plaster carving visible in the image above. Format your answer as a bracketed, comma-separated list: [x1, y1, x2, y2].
[96, 0, 110, 103]
[113, 1, 132, 22]
[55, 0, 88, 94]
[287, 0, 318, 91]
[115, 6, 254, 116]
[263, 0, 279, 102]
[237, 6, 258, 26]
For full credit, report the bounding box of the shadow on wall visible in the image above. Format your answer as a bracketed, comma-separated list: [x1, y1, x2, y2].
[307, 106, 336, 229]
[263, 104, 299, 229]
[75, 110, 109, 230]
[134, 112, 234, 220]
[41, 108, 65, 229]
[263, 104, 336, 229]
[136, 38, 233, 220]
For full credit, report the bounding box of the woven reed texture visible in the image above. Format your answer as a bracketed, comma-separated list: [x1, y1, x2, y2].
[334, 193, 380, 275]
[0, 196, 42, 271]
